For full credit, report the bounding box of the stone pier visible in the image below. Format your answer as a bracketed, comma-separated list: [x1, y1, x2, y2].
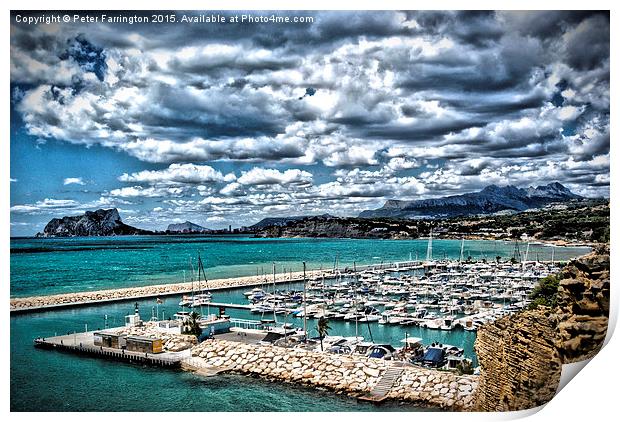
[187, 339, 478, 410]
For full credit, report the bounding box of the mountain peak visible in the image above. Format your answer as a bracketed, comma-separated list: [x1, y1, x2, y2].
[359, 182, 582, 219]
[481, 184, 501, 192]
[166, 221, 207, 233]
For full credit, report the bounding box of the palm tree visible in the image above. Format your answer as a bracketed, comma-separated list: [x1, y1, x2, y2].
[183, 311, 203, 337]
[317, 316, 331, 351]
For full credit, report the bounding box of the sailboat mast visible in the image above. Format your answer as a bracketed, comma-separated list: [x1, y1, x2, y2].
[354, 291, 358, 339]
[302, 262, 307, 340]
[272, 262, 277, 324]
[198, 253, 202, 292]
[459, 238, 465, 264]
[426, 227, 433, 262]
[189, 257, 195, 302]
[524, 242, 530, 264]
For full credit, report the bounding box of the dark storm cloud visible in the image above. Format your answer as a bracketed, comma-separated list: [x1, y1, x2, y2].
[563, 14, 610, 71]
[437, 92, 546, 116]
[358, 119, 489, 142]
[499, 11, 607, 41]
[411, 11, 503, 47]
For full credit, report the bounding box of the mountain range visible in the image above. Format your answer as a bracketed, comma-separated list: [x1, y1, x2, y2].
[34, 183, 584, 237]
[358, 182, 582, 219]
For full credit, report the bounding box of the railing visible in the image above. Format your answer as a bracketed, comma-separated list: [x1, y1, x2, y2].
[229, 318, 264, 329]
[34, 338, 183, 367]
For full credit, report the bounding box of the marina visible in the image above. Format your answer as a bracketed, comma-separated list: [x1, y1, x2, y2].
[29, 246, 570, 372]
[10, 258, 426, 312]
[10, 236, 592, 411]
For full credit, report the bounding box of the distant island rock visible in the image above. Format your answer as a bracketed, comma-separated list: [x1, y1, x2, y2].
[36, 208, 153, 237]
[166, 221, 208, 233]
[359, 182, 583, 219]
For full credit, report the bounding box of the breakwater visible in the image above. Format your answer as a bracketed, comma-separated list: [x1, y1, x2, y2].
[10, 260, 422, 312]
[186, 339, 478, 410]
[10, 270, 323, 312]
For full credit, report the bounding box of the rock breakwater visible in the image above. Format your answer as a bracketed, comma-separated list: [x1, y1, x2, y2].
[188, 339, 477, 410]
[10, 270, 325, 312]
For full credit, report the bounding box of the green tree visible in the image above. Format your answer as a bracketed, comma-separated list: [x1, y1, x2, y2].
[528, 275, 560, 309]
[183, 311, 203, 337]
[317, 316, 331, 351]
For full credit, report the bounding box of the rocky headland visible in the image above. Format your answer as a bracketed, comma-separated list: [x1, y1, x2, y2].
[166, 221, 208, 233]
[36, 208, 153, 237]
[554, 247, 610, 362]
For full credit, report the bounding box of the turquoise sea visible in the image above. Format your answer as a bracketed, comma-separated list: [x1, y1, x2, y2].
[10, 236, 590, 411]
[10, 235, 590, 298]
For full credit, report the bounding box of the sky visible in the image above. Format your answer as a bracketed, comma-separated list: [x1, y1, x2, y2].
[9, 10, 610, 236]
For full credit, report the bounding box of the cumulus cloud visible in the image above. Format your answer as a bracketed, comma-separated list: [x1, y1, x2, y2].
[237, 168, 313, 186]
[119, 163, 235, 184]
[10, 198, 80, 214]
[108, 186, 187, 198]
[63, 177, 85, 185]
[10, 196, 132, 216]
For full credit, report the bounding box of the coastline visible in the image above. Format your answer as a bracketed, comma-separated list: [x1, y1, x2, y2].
[11, 233, 598, 247]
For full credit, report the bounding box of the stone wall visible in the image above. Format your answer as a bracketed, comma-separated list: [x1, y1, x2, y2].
[473, 309, 562, 411]
[473, 247, 610, 411]
[189, 339, 477, 410]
